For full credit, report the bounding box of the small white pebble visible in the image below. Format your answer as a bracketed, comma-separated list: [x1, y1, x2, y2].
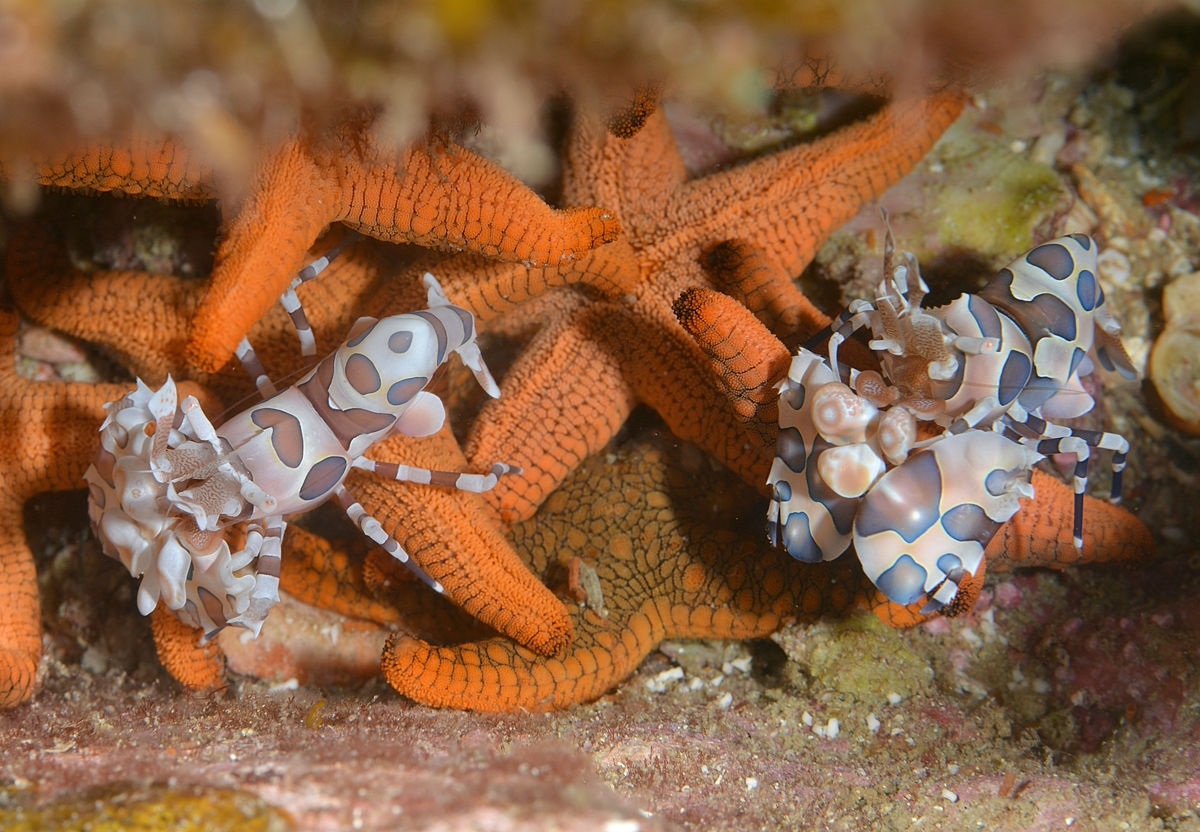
[603, 821, 641, 832]
[745, 777, 759, 791]
[942, 788, 958, 803]
[887, 692, 902, 706]
[729, 657, 752, 674]
[802, 711, 814, 726]
[928, 161, 945, 174]
[960, 627, 982, 648]
[947, 764, 960, 775]
[268, 678, 299, 692]
[688, 676, 704, 691]
[813, 723, 826, 738]
[867, 713, 881, 733]
[646, 667, 684, 693]
[715, 692, 733, 709]
[1010, 139, 1027, 154]
[1066, 819, 1075, 827]
[826, 718, 840, 739]
[709, 674, 725, 688]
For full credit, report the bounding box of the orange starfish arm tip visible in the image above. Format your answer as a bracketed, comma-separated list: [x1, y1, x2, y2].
[986, 469, 1155, 569]
[149, 606, 227, 692]
[674, 286, 791, 409]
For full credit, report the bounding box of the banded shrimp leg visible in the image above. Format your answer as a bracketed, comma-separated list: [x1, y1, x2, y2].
[224, 237, 517, 601]
[993, 411, 1130, 550]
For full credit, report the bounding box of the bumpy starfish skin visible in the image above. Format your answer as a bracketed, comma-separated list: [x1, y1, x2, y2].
[14, 135, 217, 200]
[0, 307, 218, 707]
[6, 223, 571, 692]
[448, 91, 968, 525]
[7, 222, 380, 395]
[5, 116, 620, 375]
[148, 605, 225, 691]
[383, 432, 865, 711]
[370, 280, 1154, 711]
[186, 114, 620, 374]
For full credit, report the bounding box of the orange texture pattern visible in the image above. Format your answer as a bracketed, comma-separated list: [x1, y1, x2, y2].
[148, 605, 225, 692]
[186, 113, 621, 373]
[0, 306, 216, 707]
[5, 224, 569, 703]
[440, 91, 969, 525]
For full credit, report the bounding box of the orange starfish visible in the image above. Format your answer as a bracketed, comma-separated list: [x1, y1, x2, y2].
[393, 89, 970, 527]
[4, 218, 570, 704]
[367, 278, 1153, 711]
[377, 418, 1152, 711]
[120, 280, 1155, 709]
[7, 111, 621, 375]
[0, 306, 217, 707]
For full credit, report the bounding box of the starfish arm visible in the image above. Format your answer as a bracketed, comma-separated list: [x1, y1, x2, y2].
[335, 139, 621, 264]
[186, 127, 621, 374]
[25, 135, 216, 200]
[660, 91, 967, 275]
[148, 605, 226, 691]
[0, 307, 144, 707]
[563, 107, 687, 228]
[673, 286, 790, 476]
[704, 240, 833, 344]
[365, 244, 638, 329]
[384, 435, 864, 711]
[466, 303, 637, 525]
[985, 469, 1156, 569]
[347, 427, 573, 656]
[620, 301, 781, 491]
[9, 223, 384, 402]
[0, 501, 38, 708]
[7, 222, 199, 382]
[185, 136, 345, 374]
[279, 527, 496, 642]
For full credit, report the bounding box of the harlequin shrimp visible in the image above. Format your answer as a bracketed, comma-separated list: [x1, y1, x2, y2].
[85, 242, 513, 639]
[819, 226, 1134, 548]
[769, 227, 1135, 611]
[767, 346, 1041, 612]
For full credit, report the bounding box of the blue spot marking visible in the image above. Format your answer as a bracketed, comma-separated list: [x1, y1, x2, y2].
[1076, 269, 1097, 311]
[773, 480, 793, 502]
[1026, 243, 1074, 280]
[387, 376, 429, 406]
[997, 350, 1031, 407]
[936, 553, 963, 574]
[783, 511, 824, 563]
[941, 503, 1000, 543]
[1069, 233, 1092, 250]
[854, 451, 942, 543]
[388, 330, 413, 353]
[876, 554, 928, 606]
[967, 294, 1002, 340]
[346, 321, 378, 348]
[776, 427, 806, 473]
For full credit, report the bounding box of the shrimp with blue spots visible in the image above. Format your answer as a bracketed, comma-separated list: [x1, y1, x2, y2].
[85, 245, 515, 640]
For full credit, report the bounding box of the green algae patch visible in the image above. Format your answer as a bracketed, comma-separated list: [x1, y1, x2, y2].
[0, 784, 290, 832]
[933, 129, 1067, 260]
[773, 612, 933, 704]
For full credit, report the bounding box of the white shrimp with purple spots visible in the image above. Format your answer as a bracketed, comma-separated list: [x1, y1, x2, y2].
[86, 267, 514, 640]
